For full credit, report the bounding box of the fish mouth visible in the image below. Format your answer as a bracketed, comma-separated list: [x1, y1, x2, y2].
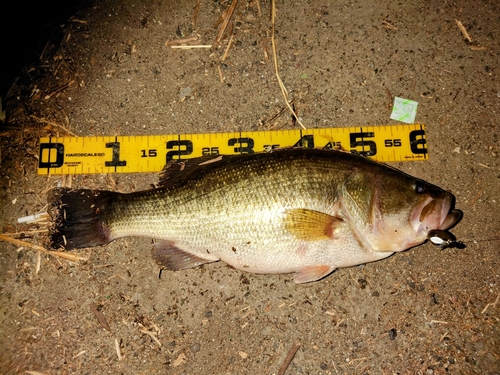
[411, 193, 463, 238]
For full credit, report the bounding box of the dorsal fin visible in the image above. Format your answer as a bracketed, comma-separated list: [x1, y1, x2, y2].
[158, 155, 230, 187]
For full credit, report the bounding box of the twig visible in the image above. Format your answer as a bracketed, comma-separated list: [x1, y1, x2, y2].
[214, 0, 238, 46]
[70, 18, 88, 24]
[0, 234, 88, 262]
[193, 0, 201, 28]
[36, 252, 41, 273]
[277, 342, 301, 375]
[383, 85, 392, 110]
[44, 81, 75, 100]
[455, 19, 472, 43]
[271, 0, 305, 130]
[115, 338, 122, 361]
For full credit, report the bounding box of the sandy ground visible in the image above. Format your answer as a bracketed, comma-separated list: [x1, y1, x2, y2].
[1, 0, 499, 374]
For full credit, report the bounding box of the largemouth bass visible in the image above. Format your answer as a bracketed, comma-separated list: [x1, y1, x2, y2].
[49, 148, 462, 283]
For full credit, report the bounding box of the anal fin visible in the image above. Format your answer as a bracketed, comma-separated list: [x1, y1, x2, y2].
[152, 240, 217, 270]
[293, 265, 336, 283]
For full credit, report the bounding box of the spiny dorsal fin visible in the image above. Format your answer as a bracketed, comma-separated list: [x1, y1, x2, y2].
[158, 155, 229, 187]
[284, 208, 343, 241]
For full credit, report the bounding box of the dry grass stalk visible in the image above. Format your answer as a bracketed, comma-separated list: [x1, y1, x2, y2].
[173, 352, 187, 367]
[72, 350, 86, 359]
[382, 20, 397, 30]
[455, 19, 472, 43]
[255, 0, 261, 17]
[264, 98, 296, 128]
[165, 37, 200, 46]
[221, 34, 235, 61]
[170, 45, 212, 49]
[0, 234, 88, 262]
[140, 329, 162, 347]
[2, 229, 49, 237]
[30, 115, 76, 136]
[481, 294, 499, 314]
[271, 0, 306, 130]
[217, 65, 224, 83]
[277, 342, 301, 375]
[18, 212, 50, 224]
[214, 0, 238, 46]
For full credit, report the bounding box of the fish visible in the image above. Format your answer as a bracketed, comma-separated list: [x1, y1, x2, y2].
[49, 148, 462, 283]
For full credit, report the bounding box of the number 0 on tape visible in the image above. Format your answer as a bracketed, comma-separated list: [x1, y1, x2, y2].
[38, 124, 428, 175]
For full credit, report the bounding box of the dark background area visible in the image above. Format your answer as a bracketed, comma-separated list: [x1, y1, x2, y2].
[1, 0, 89, 98]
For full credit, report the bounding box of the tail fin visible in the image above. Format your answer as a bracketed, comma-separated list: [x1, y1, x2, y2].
[49, 188, 120, 250]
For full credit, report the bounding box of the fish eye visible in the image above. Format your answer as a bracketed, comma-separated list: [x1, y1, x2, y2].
[412, 180, 426, 194]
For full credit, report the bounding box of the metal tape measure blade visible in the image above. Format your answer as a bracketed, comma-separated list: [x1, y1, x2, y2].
[38, 124, 428, 175]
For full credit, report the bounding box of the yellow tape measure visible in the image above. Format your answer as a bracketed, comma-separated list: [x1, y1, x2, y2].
[38, 124, 428, 175]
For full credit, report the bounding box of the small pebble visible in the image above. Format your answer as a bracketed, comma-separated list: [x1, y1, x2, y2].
[179, 86, 192, 101]
[388, 328, 397, 340]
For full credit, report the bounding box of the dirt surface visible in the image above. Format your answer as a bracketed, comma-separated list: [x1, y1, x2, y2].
[1, 1, 499, 374]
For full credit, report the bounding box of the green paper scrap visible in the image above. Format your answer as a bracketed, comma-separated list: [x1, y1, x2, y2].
[390, 97, 418, 124]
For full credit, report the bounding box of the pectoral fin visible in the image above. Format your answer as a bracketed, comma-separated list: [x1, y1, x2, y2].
[294, 265, 336, 283]
[152, 241, 217, 270]
[285, 208, 343, 241]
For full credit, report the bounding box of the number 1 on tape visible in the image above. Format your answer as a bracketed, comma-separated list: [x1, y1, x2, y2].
[38, 124, 428, 175]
